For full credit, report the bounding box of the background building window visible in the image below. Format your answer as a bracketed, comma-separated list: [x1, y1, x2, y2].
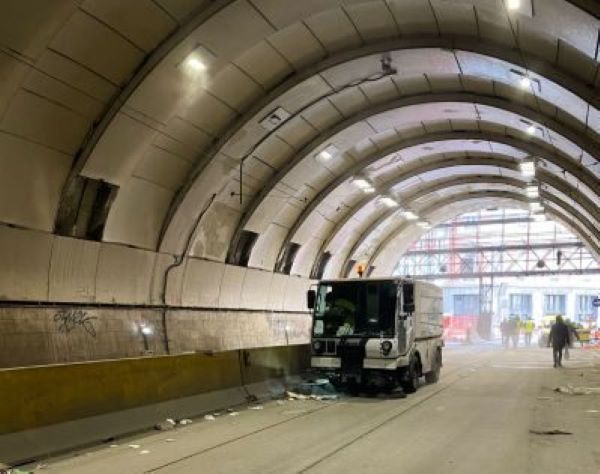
[576, 295, 599, 323]
[509, 294, 532, 318]
[544, 294, 566, 315]
[453, 294, 480, 315]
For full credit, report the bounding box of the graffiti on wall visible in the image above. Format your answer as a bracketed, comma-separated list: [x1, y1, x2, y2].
[53, 309, 98, 337]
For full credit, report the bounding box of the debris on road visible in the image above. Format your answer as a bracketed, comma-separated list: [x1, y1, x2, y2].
[229, 411, 239, 416]
[585, 409, 600, 413]
[165, 438, 176, 442]
[554, 385, 600, 395]
[287, 378, 339, 401]
[248, 405, 264, 410]
[179, 418, 193, 425]
[109, 444, 119, 448]
[155, 418, 176, 431]
[140, 450, 150, 455]
[286, 391, 308, 400]
[128, 444, 140, 449]
[529, 429, 572, 436]
[203, 414, 215, 421]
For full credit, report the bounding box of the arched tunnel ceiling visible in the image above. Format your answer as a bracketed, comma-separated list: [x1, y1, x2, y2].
[1, 0, 599, 280]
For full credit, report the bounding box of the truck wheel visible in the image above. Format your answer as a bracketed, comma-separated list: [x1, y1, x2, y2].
[425, 349, 441, 384]
[401, 356, 419, 393]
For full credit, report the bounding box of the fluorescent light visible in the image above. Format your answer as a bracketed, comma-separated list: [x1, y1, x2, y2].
[527, 125, 536, 135]
[519, 161, 535, 177]
[506, 0, 521, 10]
[317, 145, 338, 162]
[520, 76, 532, 89]
[401, 210, 418, 220]
[379, 197, 399, 208]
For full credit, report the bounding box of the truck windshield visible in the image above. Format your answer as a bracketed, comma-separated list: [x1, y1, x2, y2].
[312, 281, 397, 337]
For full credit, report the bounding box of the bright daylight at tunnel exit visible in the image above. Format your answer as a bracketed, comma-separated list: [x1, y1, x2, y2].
[1, 0, 600, 472]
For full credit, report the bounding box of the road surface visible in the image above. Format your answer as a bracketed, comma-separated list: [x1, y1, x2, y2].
[24, 344, 600, 473]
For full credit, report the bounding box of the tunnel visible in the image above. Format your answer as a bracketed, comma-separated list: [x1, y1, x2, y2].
[1, 0, 600, 471]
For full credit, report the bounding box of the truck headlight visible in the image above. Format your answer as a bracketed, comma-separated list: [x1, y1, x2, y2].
[312, 340, 324, 354]
[381, 340, 393, 355]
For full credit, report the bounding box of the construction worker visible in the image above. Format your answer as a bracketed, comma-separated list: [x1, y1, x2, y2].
[523, 318, 535, 346]
[548, 315, 569, 368]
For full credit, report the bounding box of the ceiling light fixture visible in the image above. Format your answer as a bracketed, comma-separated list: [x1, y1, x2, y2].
[526, 125, 536, 135]
[519, 161, 536, 177]
[506, 0, 521, 10]
[520, 76, 532, 89]
[180, 46, 215, 74]
[379, 196, 399, 208]
[529, 201, 543, 212]
[317, 145, 338, 162]
[401, 210, 419, 221]
[352, 177, 376, 194]
[526, 184, 539, 198]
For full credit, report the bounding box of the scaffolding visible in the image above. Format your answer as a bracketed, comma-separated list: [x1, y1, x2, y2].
[394, 209, 600, 280]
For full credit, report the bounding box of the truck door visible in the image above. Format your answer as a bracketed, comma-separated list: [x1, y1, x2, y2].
[396, 282, 414, 355]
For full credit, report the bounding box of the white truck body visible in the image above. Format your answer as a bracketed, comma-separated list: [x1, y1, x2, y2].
[309, 278, 443, 390]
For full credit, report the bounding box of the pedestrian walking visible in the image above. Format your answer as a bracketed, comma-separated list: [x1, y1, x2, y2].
[547, 315, 569, 368]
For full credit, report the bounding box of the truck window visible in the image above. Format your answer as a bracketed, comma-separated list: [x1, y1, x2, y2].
[313, 281, 396, 337]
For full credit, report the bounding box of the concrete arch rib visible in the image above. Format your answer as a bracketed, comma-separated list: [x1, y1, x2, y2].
[265, 128, 599, 274]
[226, 90, 600, 268]
[316, 157, 600, 278]
[158, 34, 600, 254]
[366, 191, 600, 276]
[53, 0, 234, 232]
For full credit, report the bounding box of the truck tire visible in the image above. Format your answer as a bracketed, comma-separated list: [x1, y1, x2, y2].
[401, 356, 419, 393]
[425, 349, 441, 384]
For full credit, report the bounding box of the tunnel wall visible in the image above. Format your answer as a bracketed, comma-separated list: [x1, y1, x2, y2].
[0, 224, 313, 368]
[0, 345, 309, 436]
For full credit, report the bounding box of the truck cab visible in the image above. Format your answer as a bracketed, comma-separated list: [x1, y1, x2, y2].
[307, 278, 443, 393]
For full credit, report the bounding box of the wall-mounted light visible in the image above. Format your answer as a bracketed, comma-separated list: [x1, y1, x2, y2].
[141, 325, 153, 336]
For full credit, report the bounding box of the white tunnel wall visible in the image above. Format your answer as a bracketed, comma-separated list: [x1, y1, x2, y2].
[0, 224, 313, 368]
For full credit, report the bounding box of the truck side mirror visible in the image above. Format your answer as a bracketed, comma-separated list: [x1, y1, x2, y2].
[403, 303, 415, 314]
[307, 290, 316, 309]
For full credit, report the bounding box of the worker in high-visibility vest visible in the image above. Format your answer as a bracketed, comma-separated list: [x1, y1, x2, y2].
[523, 318, 535, 346]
